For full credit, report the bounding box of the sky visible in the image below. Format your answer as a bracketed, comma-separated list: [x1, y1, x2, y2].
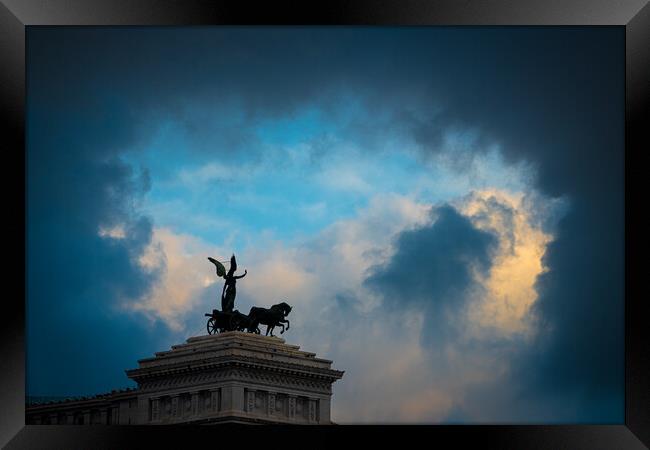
[26, 26, 624, 423]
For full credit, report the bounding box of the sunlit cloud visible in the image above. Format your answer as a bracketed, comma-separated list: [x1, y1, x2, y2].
[128, 228, 227, 331]
[455, 189, 561, 337]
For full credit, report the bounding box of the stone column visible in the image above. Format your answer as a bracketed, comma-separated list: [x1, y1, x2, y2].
[33, 415, 41, 425]
[181, 395, 191, 417]
[171, 395, 179, 419]
[246, 389, 256, 413]
[100, 409, 108, 424]
[135, 395, 151, 425]
[137, 396, 149, 424]
[220, 387, 232, 411]
[267, 392, 276, 417]
[82, 410, 91, 425]
[119, 401, 130, 425]
[66, 412, 74, 425]
[191, 392, 199, 416]
[308, 399, 317, 423]
[49, 414, 58, 425]
[151, 397, 160, 422]
[288, 396, 296, 420]
[111, 407, 119, 425]
[210, 389, 220, 413]
[231, 385, 245, 412]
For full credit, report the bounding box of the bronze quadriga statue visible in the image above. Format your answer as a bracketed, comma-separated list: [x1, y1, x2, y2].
[205, 254, 292, 336]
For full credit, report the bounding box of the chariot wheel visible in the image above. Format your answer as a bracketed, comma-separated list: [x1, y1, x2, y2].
[207, 317, 218, 335]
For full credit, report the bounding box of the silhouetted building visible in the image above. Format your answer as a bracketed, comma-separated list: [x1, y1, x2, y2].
[26, 332, 344, 425]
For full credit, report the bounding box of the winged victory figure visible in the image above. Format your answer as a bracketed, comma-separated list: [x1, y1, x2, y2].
[208, 254, 247, 313]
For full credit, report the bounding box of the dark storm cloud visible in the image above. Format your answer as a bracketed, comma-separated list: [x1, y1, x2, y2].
[25, 28, 471, 158]
[27, 27, 624, 418]
[365, 205, 497, 347]
[26, 50, 173, 395]
[511, 198, 625, 422]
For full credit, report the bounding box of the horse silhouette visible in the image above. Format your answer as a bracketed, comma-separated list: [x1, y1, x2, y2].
[248, 302, 292, 336]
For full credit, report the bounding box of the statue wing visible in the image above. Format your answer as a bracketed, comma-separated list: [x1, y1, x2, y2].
[208, 257, 226, 278]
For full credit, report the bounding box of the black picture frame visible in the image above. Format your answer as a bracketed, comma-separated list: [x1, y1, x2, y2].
[2, 0, 648, 448]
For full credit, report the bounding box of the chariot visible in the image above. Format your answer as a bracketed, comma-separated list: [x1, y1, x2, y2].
[204, 309, 249, 334]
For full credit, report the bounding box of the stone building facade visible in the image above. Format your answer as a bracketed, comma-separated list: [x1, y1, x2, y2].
[26, 332, 344, 425]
